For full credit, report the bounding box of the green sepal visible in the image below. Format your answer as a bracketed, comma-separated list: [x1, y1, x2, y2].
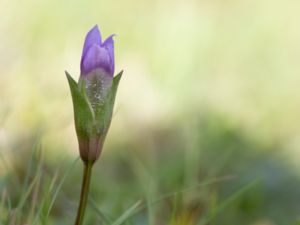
[65, 71, 94, 139]
[94, 70, 123, 135]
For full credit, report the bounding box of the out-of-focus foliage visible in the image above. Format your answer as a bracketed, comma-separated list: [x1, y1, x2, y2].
[1, 0, 300, 224]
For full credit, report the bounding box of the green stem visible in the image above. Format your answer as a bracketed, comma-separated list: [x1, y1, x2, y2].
[74, 161, 93, 225]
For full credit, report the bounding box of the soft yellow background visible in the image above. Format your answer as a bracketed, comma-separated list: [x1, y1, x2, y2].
[1, 0, 300, 165]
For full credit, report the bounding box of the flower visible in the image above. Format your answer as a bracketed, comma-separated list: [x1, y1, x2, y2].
[66, 25, 122, 163]
[79, 26, 116, 112]
[80, 25, 115, 77]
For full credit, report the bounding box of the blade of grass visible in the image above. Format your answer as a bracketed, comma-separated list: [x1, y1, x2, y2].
[16, 146, 43, 223]
[16, 164, 40, 211]
[146, 195, 154, 225]
[21, 139, 42, 193]
[154, 175, 236, 203]
[2, 191, 12, 224]
[6, 193, 12, 212]
[0, 189, 7, 223]
[8, 210, 17, 225]
[119, 175, 236, 222]
[170, 192, 179, 224]
[28, 172, 42, 222]
[0, 189, 7, 213]
[44, 157, 80, 221]
[111, 201, 142, 225]
[89, 198, 114, 225]
[197, 179, 260, 225]
[32, 170, 59, 225]
[15, 138, 42, 222]
[28, 146, 44, 223]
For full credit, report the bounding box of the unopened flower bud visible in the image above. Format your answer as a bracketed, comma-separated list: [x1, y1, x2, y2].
[66, 25, 122, 163]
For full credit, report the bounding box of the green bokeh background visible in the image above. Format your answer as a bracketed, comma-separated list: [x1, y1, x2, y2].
[1, 0, 300, 224]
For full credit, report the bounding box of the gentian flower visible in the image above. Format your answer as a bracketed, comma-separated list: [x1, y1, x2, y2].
[81, 25, 114, 77]
[66, 25, 122, 163]
[80, 26, 116, 111]
[66, 25, 123, 225]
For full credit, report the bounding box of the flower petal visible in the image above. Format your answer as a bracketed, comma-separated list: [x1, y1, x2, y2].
[102, 35, 115, 75]
[81, 25, 102, 59]
[81, 44, 113, 76]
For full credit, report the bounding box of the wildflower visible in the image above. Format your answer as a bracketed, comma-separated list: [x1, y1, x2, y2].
[66, 25, 122, 163]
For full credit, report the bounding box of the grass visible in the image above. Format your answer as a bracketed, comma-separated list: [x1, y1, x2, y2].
[1, 112, 300, 225]
[0, 153, 249, 225]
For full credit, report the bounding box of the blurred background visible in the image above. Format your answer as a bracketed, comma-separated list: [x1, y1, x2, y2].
[0, 0, 300, 224]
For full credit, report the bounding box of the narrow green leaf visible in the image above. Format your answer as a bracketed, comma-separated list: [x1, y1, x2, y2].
[66, 71, 94, 139]
[198, 179, 259, 225]
[44, 157, 80, 220]
[111, 200, 141, 225]
[16, 170, 39, 210]
[89, 198, 113, 225]
[32, 170, 59, 225]
[116, 175, 236, 222]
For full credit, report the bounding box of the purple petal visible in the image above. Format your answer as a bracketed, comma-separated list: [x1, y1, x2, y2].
[81, 44, 113, 76]
[102, 35, 115, 75]
[81, 25, 102, 60]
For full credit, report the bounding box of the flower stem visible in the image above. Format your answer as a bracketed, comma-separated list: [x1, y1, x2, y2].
[74, 161, 93, 225]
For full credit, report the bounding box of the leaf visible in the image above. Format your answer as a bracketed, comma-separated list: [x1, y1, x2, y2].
[197, 179, 259, 225]
[111, 200, 141, 225]
[66, 71, 94, 139]
[44, 157, 80, 222]
[89, 198, 114, 225]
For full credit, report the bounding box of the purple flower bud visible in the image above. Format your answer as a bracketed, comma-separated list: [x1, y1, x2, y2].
[66, 25, 122, 163]
[79, 26, 116, 113]
[80, 25, 115, 77]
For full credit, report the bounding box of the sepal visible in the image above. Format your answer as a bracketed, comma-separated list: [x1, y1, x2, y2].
[66, 71, 94, 142]
[94, 70, 122, 135]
